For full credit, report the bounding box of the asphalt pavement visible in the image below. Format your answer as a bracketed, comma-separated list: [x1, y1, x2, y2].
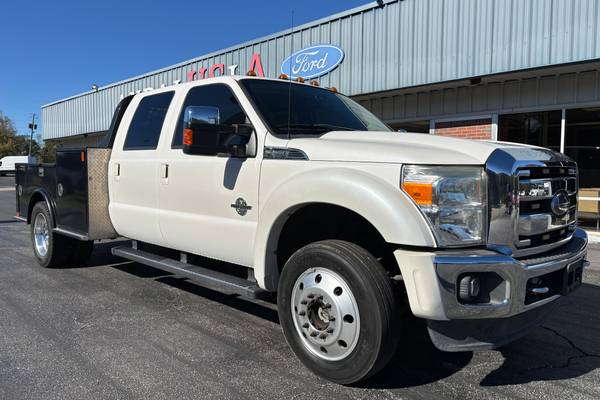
[1, 174, 599, 400]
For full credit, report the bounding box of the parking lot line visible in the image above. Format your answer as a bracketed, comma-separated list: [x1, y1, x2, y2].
[0, 187, 15, 191]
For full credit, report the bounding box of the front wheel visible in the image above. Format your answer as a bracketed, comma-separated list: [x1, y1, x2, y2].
[277, 240, 401, 384]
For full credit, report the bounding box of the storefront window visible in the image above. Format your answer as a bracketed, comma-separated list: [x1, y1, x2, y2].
[565, 108, 600, 189]
[391, 120, 430, 133]
[498, 111, 561, 151]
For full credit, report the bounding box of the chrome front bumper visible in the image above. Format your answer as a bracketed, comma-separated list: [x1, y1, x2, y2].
[434, 228, 588, 320]
[394, 228, 589, 321]
[394, 228, 588, 352]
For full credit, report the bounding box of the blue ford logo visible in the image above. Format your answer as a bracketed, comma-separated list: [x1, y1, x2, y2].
[280, 45, 344, 79]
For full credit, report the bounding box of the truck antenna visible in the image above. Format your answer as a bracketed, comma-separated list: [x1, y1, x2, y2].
[286, 10, 294, 140]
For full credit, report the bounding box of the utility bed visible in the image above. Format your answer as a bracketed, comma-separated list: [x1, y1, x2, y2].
[15, 148, 116, 240]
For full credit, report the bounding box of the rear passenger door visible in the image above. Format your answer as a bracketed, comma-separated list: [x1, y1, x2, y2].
[108, 90, 175, 245]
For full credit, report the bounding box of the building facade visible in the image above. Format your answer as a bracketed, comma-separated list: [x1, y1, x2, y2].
[42, 0, 600, 215]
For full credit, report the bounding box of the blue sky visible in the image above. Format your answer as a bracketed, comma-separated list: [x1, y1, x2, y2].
[0, 0, 370, 138]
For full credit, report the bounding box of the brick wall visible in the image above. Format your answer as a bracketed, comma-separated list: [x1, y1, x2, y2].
[433, 118, 492, 140]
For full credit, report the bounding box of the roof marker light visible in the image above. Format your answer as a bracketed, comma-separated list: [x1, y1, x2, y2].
[278, 73, 289, 80]
[246, 70, 257, 76]
[328, 87, 338, 93]
[295, 77, 305, 83]
[310, 80, 319, 86]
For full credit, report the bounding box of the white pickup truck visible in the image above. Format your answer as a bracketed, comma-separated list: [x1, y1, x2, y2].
[15, 76, 589, 384]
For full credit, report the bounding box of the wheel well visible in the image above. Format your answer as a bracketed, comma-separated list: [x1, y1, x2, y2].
[275, 204, 399, 276]
[28, 193, 49, 225]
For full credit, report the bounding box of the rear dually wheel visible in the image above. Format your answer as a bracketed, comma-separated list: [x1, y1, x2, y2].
[30, 202, 94, 267]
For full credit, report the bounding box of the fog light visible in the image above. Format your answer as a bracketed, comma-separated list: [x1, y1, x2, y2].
[459, 275, 481, 301]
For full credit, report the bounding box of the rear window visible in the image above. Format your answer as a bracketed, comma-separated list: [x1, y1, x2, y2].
[124, 91, 174, 150]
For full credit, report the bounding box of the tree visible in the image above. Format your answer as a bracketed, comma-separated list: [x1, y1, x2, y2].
[38, 139, 57, 163]
[0, 110, 57, 163]
[0, 111, 20, 159]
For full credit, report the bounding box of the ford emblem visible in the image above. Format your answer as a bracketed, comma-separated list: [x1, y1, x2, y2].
[280, 45, 344, 79]
[550, 190, 571, 216]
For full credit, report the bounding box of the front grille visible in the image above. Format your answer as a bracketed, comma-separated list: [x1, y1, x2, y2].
[516, 164, 578, 252]
[486, 148, 579, 258]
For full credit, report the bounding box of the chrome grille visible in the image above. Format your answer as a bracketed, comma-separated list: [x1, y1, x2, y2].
[486, 148, 578, 258]
[516, 166, 577, 250]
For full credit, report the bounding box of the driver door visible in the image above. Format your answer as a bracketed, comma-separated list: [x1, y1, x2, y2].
[156, 82, 260, 267]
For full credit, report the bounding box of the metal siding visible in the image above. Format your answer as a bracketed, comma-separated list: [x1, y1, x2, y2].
[360, 69, 600, 124]
[43, 0, 600, 139]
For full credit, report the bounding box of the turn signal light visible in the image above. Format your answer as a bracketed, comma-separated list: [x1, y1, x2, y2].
[183, 128, 193, 146]
[278, 73, 289, 80]
[401, 182, 433, 206]
[81, 151, 85, 162]
[246, 70, 257, 76]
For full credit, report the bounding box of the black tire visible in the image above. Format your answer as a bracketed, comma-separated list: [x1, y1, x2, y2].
[277, 240, 401, 384]
[30, 202, 74, 268]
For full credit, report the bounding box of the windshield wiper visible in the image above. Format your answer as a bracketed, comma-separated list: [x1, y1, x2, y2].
[275, 123, 356, 132]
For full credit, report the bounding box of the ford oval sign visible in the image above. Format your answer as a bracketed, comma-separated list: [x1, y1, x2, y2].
[280, 45, 344, 79]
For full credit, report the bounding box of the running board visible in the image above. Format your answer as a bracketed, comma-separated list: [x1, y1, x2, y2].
[111, 246, 270, 299]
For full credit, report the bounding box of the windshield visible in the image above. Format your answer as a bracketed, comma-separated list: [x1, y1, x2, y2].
[240, 79, 391, 137]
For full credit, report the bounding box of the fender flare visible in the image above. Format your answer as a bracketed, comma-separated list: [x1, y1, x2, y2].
[27, 188, 57, 227]
[253, 168, 436, 291]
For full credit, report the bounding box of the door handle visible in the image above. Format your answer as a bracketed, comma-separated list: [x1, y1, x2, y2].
[161, 163, 169, 179]
[114, 163, 120, 177]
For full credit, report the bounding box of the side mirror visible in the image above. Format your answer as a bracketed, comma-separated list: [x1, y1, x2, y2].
[182, 106, 253, 157]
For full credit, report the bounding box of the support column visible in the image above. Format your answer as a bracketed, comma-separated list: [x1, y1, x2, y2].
[560, 108, 566, 154]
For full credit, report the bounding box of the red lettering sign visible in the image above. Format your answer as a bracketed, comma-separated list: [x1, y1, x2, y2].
[248, 53, 265, 77]
[186, 53, 264, 81]
[209, 63, 225, 78]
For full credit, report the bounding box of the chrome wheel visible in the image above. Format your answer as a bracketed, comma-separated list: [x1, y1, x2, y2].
[291, 267, 360, 361]
[33, 213, 49, 257]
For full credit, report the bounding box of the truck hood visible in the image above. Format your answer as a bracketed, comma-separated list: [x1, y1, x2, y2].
[288, 131, 532, 165]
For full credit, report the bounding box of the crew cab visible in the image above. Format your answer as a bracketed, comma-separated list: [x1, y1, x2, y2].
[15, 76, 589, 384]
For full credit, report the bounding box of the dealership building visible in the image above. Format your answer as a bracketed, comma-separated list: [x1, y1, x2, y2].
[42, 0, 600, 225]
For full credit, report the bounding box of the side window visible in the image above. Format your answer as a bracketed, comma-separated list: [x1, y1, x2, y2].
[123, 91, 174, 150]
[172, 84, 248, 147]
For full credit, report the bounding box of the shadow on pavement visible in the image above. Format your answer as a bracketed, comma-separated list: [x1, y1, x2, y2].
[89, 240, 280, 324]
[53, 239, 138, 269]
[480, 283, 600, 386]
[358, 316, 473, 389]
[157, 276, 280, 324]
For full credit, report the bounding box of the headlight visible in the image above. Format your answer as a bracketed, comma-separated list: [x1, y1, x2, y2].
[401, 165, 487, 247]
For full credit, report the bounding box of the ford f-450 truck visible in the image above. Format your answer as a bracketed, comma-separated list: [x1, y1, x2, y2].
[16, 76, 589, 384]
